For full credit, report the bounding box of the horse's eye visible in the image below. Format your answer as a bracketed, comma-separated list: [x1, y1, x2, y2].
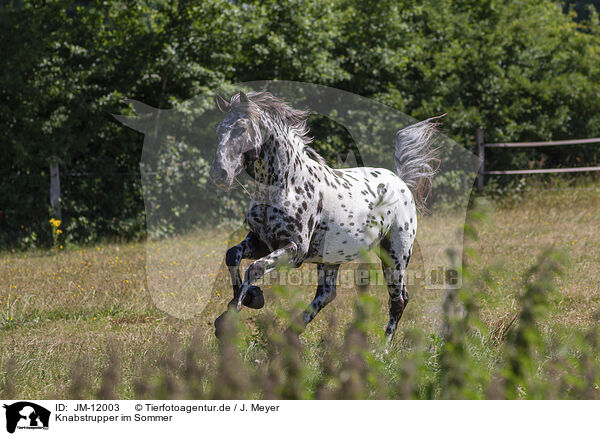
[231, 126, 245, 136]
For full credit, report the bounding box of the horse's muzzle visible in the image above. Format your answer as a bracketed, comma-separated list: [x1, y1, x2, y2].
[209, 163, 233, 190]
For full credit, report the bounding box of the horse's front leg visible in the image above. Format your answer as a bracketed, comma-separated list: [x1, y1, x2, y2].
[283, 263, 340, 338]
[235, 242, 299, 310]
[299, 263, 340, 328]
[215, 232, 271, 339]
[225, 232, 270, 310]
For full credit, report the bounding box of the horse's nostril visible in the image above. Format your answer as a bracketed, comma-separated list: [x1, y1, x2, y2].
[210, 165, 228, 183]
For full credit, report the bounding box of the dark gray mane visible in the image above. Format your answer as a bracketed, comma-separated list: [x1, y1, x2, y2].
[229, 91, 327, 166]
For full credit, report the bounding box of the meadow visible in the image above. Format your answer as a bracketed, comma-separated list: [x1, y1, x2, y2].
[1, 180, 599, 399]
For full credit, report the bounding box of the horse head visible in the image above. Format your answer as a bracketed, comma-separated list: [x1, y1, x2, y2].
[210, 91, 262, 190]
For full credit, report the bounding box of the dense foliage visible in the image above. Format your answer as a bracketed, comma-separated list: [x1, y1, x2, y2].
[1, 0, 600, 246]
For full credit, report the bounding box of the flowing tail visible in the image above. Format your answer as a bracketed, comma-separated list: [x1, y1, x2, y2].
[394, 115, 443, 210]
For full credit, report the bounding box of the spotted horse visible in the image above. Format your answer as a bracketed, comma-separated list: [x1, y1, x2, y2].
[210, 91, 440, 348]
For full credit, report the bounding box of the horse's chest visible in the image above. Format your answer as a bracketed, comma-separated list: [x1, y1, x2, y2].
[246, 203, 312, 248]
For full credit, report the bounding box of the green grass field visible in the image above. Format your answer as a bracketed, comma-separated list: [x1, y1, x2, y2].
[1, 181, 599, 399]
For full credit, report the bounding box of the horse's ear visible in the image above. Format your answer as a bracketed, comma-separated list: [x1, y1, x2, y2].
[214, 94, 230, 112]
[239, 91, 249, 104]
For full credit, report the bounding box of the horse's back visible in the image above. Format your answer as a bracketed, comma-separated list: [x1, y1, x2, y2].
[305, 166, 417, 264]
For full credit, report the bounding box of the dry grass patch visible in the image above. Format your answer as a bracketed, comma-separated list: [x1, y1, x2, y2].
[0, 182, 598, 398]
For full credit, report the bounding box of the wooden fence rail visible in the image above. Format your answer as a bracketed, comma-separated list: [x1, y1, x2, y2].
[476, 128, 600, 191]
[42, 136, 600, 218]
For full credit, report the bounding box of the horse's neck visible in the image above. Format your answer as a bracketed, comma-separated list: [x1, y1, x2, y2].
[254, 131, 305, 190]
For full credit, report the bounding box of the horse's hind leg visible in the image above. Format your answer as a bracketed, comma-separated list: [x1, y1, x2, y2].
[225, 232, 269, 309]
[380, 232, 413, 348]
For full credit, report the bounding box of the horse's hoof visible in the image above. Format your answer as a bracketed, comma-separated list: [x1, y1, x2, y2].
[242, 285, 264, 309]
[214, 311, 228, 340]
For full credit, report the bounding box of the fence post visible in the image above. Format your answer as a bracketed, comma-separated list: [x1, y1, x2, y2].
[476, 128, 485, 192]
[50, 162, 62, 220]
